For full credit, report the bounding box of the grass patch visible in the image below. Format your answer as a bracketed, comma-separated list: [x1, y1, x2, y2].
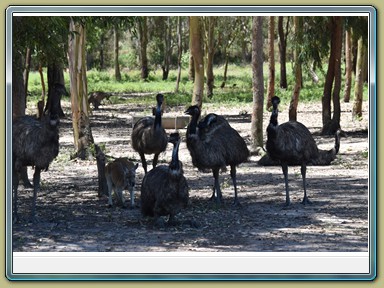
[26, 63, 369, 108]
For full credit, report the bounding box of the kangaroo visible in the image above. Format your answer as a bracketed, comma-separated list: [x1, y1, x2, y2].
[105, 158, 138, 208]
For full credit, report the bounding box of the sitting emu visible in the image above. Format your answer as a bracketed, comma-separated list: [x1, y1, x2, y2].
[266, 96, 341, 206]
[12, 83, 67, 222]
[131, 93, 168, 173]
[185, 105, 249, 206]
[140, 133, 190, 227]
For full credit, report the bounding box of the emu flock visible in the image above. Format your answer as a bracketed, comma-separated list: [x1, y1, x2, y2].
[12, 93, 341, 226]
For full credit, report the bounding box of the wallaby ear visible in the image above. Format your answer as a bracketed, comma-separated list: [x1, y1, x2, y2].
[134, 163, 139, 170]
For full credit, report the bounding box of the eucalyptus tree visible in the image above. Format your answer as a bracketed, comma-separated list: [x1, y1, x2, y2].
[266, 16, 275, 110]
[321, 16, 343, 135]
[277, 16, 290, 89]
[12, 16, 69, 118]
[189, 16, 204, 108]
[251, 16, 264, 149]
[289, 16, 303, 121]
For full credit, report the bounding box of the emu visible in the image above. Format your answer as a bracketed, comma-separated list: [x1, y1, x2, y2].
[131, 93, 168, 173]
[140, 133, 189, 227]
[185, 105, 249, 206]
[12, 84, 67, 222]
[266, 96, 341, 206]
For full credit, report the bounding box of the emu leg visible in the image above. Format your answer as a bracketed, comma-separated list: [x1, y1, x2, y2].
[212, 168, 223, 205]
[21, 166, 33, 188]
[281, 163, 290, 206]
[230, 165, 241, 207]
[129, 187, 135, 209]
[301, 164, 312, 204]
[139, 152, 147, 174]
[12, 171, 20, 223]
[152, 153, 160, 170]
[31, 167, 41, 222]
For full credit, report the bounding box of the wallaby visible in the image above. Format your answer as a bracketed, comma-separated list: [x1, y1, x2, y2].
[105, 158, 138, 208]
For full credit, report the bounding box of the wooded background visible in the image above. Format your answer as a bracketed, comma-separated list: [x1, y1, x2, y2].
[12, 16, 369, 157]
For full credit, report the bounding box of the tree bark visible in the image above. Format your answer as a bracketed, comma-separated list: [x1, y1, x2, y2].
[289, 17, 302, 121]
[114, 24, 121, 81]
[190, 16, 204, 109]
[175, 16, 182, 93]
[162, 16, 172, 80]
[23, 47, 31, 109]
[251, 16, 264, 149]
[46, 62, 66, 118]
[321, 16, 343, 135]
[68, 18, 94, 159]
[205, 16, 216, 98]
[343, 27, 352, 102]
[138, 17, 149, 80]
[352, 37, 365, 119]
[266, 16, 275, 110]
[278, 16, 288, 89]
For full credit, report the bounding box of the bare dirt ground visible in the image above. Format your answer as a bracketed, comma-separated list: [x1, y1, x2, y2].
[12, 97, 370, 252]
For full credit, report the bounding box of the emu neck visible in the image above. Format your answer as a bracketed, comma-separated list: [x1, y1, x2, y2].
[188, 112, 200, 135]
[269, 107, 279, 127]
[154, 105, 162, 129]
[170, 141, 181, 171]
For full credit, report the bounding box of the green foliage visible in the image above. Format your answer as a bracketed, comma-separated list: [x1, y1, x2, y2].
[26, 63, 368, 109]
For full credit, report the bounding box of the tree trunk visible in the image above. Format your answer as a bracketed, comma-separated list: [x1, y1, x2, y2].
[23, 47, 31, 109]
[278, 16, 288, 89]
[251, 16, 264, 149]
[321, 16, 343, 135]
[68, 18, 94, 159]
[343, 27, 352, 102]
[162, 17, 172, 80]
[220, 49, 229, 88]
[190, 16, 204, 108]
[138, 17, 149, 80]
[37, 64, 46, 119]
[46, 62, 66, 118]
[289, 17, 302, 121]
[175, 16, 182, 93]
[12, 51, 26, 119]
[114, 24, 121, 81]
[100, 33, 105, 70]
[205, 16, 216, 98]
[352, 37, 365, 119]
[266, 16, 275, 110]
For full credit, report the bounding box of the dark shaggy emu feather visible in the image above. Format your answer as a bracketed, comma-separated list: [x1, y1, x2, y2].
[12, 113, 60, 222]
[185, 105, 249, 206]
[131, 93, 168, 173]
[266, 96, 341, 206]
[140, 133, 189, 227]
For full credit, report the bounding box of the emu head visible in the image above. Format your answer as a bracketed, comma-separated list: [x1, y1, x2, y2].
[168, 132, 180, 146]
[271, 96, 280, 110]
[184, 105, 200, 117]
[156, 93, 164, 106]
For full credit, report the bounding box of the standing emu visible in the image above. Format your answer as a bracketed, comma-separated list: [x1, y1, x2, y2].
[131, 93, 168, 173]
[185, 105, 249, 206]
[140, 132, 189, 227]
[12, 83, 67, 222]
[266, 96, 341, 206]
[13, 113, 59, 222]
